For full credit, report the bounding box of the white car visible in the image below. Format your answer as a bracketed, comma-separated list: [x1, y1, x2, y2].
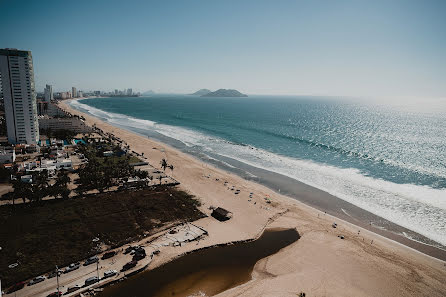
[28, 275, 45, 286]
[64, 262, 80, 273]
[103, 269, 117, 278]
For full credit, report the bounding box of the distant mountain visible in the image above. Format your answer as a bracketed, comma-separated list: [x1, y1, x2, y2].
[142, 90, 155, 95]
[201, 89, 247, 97]
[190, 89, 211, 96]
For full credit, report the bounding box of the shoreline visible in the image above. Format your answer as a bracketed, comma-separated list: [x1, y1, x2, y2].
[68, 97, 446, 260]
[58, 98, 446, 296]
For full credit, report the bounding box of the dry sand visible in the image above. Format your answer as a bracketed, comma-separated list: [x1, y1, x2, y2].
[59, 100, 446, 297]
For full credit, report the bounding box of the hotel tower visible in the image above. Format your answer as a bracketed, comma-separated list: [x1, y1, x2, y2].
[0, 48, 39, 144]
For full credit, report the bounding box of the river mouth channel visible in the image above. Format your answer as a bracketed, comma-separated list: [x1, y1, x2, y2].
[99, 228, 300, 297]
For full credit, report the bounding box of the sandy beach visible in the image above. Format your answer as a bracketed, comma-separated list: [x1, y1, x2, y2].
[59, 99, 446, 297]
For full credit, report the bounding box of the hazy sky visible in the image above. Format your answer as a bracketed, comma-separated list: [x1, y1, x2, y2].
[1, 0, 445, 97]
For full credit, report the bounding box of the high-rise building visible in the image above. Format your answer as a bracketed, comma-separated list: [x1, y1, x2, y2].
[44, 84, 53, 102]
[0, 48, 39, 144]
[127, 88, 132, 96]
[72, 87, 77, 98]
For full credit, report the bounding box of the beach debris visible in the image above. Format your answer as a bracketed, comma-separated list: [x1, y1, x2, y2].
[332, 222, 337, 228]
[338, 235, 345, 239]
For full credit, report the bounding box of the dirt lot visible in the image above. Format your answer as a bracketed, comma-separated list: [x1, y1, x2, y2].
[0, 186, 205, 287]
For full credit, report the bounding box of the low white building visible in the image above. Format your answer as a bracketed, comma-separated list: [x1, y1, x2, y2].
[22, 157, 73, 176]
[39, 117, 92, 133]
[0, 147, 15, 164]
[41, 158, 73, 171]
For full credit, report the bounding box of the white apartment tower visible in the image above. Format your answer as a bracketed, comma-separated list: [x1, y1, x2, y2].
[44, 84, 53, 102]
[0, 49, 39, 144]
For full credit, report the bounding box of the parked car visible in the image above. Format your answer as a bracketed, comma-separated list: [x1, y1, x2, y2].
[132, 249, 146, 261]
[65, 284, 81, 294]
[84, 276, 99, 286]
[83, 256, 99, 266]
[121, 260, 137, 272]
[47, 269, 63, 279]
[47, 291, 62, 297]
[101, 251, 116, 260]
[103, 269, 117, 279]
[28, 275, 45, 286]
[132, 253, 146, 261]
[7, 282, 25, 294]
[64, 262, 80, 273]
[123, 246, 134, 254]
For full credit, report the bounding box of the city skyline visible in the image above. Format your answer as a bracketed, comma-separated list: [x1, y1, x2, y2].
[1, 0, 445, 98]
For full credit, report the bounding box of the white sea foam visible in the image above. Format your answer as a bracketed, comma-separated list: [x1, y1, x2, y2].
[69, 100, 446, 246]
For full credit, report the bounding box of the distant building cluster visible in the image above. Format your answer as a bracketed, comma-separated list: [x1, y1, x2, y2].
[0, 47, 139, 148]
[109, 88, 137, 97]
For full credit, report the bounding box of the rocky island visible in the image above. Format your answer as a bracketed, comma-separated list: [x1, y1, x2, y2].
[200, 89, 248, 97]
[189, 89, 211, 96]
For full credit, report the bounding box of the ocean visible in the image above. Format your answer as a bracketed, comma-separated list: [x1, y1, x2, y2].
[69, 95, 446, 247]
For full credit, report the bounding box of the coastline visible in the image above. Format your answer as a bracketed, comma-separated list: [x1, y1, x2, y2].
[59, 98, 446, 296]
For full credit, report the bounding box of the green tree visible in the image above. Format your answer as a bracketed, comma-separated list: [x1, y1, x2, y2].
[0, 167, 10, 182]
[135, 169, 148, 179]
[52, 170, 71, 199]
[31, 171, 50, 202]
[12, 179, 33, 204]
[160, 158, 168, 171]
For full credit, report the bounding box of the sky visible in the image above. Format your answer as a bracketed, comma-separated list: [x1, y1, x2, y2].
[0, 0, 445, 97]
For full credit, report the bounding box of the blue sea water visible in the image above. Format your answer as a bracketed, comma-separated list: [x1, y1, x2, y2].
[70, 95, 446, 245]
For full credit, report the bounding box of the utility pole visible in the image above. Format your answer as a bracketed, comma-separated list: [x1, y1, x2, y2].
[96, 261, 99, 281]
[56, 265, 60, 295]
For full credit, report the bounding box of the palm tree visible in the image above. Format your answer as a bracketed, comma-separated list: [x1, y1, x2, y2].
[12, 179, 33, 203]
[160, 158, 168, 171]
[53, 170, 71, 199]
[32, 171, 49, 202]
